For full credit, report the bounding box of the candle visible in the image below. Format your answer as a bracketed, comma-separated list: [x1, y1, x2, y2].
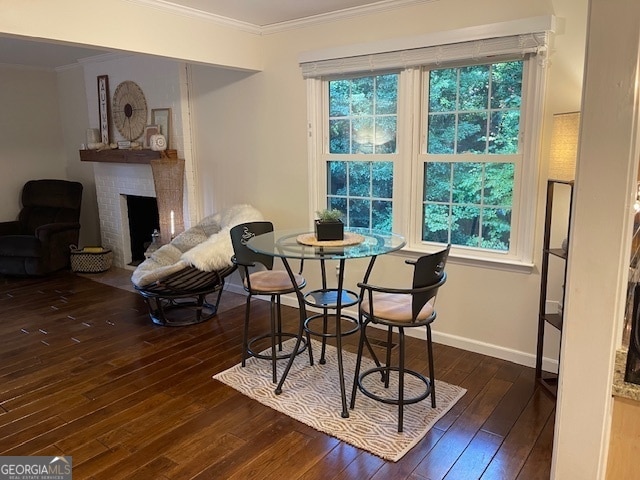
[170, 210, 175, 237]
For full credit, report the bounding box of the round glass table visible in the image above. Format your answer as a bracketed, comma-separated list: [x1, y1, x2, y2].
[247, 227, 406, 417]
[247, 227, 406, 261]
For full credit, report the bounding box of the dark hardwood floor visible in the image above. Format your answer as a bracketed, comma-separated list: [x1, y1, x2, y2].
[0, 270, 554, 479]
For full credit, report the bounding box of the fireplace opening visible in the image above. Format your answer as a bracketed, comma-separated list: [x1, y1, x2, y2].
[126, 195, 160, 266]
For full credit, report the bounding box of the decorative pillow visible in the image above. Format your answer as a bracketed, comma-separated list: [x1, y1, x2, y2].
[131, 204, 263, 288]
[170, 225, 209, 253]
[131, 244, 186, 287]
[198, 213, 223, 236]
[182, 204, 263, 271]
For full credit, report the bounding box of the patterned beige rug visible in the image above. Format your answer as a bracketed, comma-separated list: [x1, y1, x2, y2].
[213, 339, 466, 462]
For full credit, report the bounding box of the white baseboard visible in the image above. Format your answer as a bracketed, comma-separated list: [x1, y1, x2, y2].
[222, 282, 558, 372]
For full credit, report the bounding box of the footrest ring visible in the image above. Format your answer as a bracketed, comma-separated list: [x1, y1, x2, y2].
[357, 366, 432, 406]
[304, 313, 359, 339]
[247, 332, 307, 361]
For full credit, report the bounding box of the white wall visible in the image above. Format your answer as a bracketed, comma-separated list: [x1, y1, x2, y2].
[56, 65, 101, 246]
[0, 0, 264, 72]
[0, 0, 587, 369]
[553, 0, 640, 477]
[81, 55, 186, 153]
[0, 64, 103, 247]
[8, 0, 631, 475]
[76, 54, 191, 265]
[0, 65, 68, 221]
[187, 0, 588, 370]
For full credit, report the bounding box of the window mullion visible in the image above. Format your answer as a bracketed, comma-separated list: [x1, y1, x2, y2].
[402, 68, 422, 245]
[307, 78, 324, 229]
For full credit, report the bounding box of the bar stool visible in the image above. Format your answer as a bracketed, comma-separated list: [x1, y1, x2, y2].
[230, 222, 310, 383]
[350, 245, 450, 432]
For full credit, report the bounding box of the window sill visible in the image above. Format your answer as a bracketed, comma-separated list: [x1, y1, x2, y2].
[392, 247, 534, 274]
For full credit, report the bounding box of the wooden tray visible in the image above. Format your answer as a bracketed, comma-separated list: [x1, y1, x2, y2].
[296, 232, 364, 247]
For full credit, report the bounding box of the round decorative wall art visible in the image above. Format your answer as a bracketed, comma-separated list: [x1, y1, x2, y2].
[112, 80, 148, 141]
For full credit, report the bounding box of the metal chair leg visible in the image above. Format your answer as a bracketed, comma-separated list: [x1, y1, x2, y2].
[270, 294, 278, 384]
[398, 326, 405, 433]
[241, 295, 252, 367]
[350, 318, 369, 409]
[276, 294, 283, 351]
[427, 324, 436, 408]
[384, 326, 393, 388]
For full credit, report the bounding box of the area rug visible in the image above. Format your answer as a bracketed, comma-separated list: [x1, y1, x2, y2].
[213, 339, 466, 462]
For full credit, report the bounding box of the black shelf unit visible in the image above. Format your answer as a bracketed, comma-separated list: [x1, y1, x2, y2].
[536, 179, 574, 398]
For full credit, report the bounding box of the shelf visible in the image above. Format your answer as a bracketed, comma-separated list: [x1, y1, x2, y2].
[537, 373, 558, 397]
[542, 312, 563, 330]
[304, 288, 359, 309]
[536, 179, 574, 401]
[79, 149, 177, 164]
[547, 248, 568, 260]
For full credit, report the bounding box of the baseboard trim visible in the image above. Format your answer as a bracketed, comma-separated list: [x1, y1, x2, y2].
[222, 282, 558, 372]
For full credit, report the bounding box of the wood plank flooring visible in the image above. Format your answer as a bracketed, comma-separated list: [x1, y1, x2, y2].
[0, 269, 554, 479]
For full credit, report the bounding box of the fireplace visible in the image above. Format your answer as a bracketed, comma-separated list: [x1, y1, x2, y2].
[93, 159, 189, 269]
[93, 163, 157, 269]
[126, 195, 159, 265]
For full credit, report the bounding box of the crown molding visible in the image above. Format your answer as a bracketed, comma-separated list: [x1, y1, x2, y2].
[123, 0, 262, 34]
[125, 0, 436, 35]
[262, 0, 438, 35]
[77, 52, 135, 65]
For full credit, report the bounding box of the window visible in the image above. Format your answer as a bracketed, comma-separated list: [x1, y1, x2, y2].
[422, 61, 522, 252]
[326, 74, 398, 231]
[302, 19, 550, 267]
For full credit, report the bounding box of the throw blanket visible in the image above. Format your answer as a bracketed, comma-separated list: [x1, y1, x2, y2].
[131, 204, 263, 287]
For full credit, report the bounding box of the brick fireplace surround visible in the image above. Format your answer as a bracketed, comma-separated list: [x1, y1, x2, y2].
[93, 162, 157, 269]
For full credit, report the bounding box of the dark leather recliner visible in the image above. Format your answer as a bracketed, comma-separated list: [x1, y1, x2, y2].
[0, 179, 83, 276]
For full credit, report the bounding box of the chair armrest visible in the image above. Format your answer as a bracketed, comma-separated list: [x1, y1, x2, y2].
[357, 274, 446, 295]
[35, 222, 81, 242]
[0, 220, 23, 236]
[231, 255, 256, 269]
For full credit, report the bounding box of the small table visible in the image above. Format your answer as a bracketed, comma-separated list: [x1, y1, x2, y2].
[247, 227, 405, 418]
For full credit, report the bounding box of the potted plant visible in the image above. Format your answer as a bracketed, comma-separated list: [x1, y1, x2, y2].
[315, 208, 344, 241]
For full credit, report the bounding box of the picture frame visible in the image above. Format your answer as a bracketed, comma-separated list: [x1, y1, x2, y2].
[97, 75, 110, 144]
[144, 125, 160, 149]
[151, 108, 171, 148]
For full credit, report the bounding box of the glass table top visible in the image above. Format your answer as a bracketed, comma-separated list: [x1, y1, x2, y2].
[246, 227, 406, 260]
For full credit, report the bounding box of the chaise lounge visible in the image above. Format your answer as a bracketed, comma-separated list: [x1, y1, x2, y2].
[132, 204, 263, 326]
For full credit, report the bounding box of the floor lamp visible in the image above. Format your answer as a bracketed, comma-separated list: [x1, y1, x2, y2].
[548, 112, 580, 182]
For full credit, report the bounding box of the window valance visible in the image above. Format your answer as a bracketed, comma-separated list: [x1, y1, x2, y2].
[299, 16, 554, 78]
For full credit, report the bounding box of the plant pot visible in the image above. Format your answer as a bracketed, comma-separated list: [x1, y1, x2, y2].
[315, 219, 344, 241]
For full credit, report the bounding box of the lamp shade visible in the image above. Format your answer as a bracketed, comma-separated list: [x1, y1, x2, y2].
[548, 112, 580, 181]
[151, 158, 185, 244]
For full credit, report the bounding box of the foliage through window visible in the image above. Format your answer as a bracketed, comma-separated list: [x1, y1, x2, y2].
[327, 160, 394, 231]
[423, 61, 523, 251]
[327, 74, 397, 231]
[310, 30, 546, 265]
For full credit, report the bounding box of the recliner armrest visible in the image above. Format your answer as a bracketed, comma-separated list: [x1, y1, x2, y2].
[35, 222, 81, 243]
[0, 221, 24, 236]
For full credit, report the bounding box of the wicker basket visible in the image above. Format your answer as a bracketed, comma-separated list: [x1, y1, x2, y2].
[70, 245, 113, 273]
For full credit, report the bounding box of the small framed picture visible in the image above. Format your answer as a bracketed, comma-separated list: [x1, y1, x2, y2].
[151, 108, 171, 148]
[144, 125, 160, 149]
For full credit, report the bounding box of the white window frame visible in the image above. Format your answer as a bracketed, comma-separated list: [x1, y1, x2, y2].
[303, 17, 552, 271]
[409, 55, 546, 266]
[312, 70, 409, 233]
